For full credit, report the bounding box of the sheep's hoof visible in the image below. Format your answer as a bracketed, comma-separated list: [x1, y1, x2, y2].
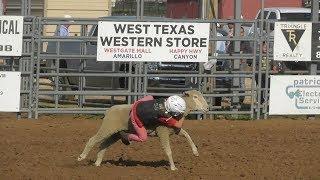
[77, 155, 86, 161]
[94, 161, 101, 167]
[170, 166, 178, 171]
[193, 150, 199, 157]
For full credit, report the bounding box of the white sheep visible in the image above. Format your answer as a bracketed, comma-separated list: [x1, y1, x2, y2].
[77, 90, 209, 170]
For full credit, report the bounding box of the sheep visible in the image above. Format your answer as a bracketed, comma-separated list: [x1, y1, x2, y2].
[77, 90, 209, 170]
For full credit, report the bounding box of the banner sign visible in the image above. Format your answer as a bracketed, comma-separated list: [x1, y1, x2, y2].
[0, 16, 23, 56]
[269, 75, 320, 115]
[311, 23, 320, 60]
[0, 71, 21, 112]
[97, 21, 210, 62]
[274, 22, 312, 61]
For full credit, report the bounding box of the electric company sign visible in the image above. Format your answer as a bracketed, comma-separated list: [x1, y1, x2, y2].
[269, 75, 320, 115]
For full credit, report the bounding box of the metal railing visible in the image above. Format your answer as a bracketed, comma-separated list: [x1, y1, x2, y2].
[2, 16, 300, 120]
[0, 16, 36, 118]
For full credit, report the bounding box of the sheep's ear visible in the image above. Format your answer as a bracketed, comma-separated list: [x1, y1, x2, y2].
[183, 91, 190, 97]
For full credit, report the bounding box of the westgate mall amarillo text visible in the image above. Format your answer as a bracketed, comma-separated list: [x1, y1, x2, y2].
[99, 23, 208, 60]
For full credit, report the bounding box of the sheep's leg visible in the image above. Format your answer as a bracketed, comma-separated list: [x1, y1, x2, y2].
[77, 133, 108, 161]
[178, 128, 199, 157]
[156, 126, 177, 171]
[94, 134, 120, 166]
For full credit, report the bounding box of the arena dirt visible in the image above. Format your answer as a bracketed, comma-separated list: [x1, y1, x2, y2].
[0, 113, 319, 180]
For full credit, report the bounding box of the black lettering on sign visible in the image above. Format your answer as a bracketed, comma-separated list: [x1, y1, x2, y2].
[165, 37, 207, 47]
[100, 36, 162, 47]
[281, 29, 305, 51]
[113, 23, 150, 34]
[154, 24, 195, 35]
[0, 74, 6, 78]
[0, 20, 20, 34]
[100, 36, 113, 46]
[0, 91, 3, 96]
[0, 45, 13, 52]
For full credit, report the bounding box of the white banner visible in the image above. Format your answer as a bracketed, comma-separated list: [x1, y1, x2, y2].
[0, 71, 21, 112]
[97, 21, 210, 62]
[0, 16, 23, 56]
[273, 22, 312, 61]
[269, 75, 320, 115]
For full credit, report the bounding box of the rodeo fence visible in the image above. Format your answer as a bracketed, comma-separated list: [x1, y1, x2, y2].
[1, 16, 289, 120]
[0, 16, 36, 119]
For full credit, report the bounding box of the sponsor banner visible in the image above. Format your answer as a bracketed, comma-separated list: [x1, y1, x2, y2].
[97, 21, 210, 62]
[312, 23, 320, 60]
[0, 71, 21, 112]
[0, 16, 23, 56]
[269, 75, 320, 115]
[273, 22, 312, 61]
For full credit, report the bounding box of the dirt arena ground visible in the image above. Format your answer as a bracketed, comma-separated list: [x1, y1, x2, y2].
[0, 113, 319, 180]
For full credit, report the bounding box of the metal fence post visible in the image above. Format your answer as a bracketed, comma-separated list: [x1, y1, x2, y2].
[34, 17, 42, 119]
[251, 21, 258, 119]
[256, 0, 265, 119]
[232, 0, 242, 116]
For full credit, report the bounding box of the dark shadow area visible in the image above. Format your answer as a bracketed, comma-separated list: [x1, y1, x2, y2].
[89, 157, 169, 168]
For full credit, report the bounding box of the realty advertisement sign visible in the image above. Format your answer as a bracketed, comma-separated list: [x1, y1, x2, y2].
[0, 16, 23, 56]
[97, 21, 210, 62]
[273, 22, 312, 61]
[269, 75, 320, 115]
[0, 71, 21, 112]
